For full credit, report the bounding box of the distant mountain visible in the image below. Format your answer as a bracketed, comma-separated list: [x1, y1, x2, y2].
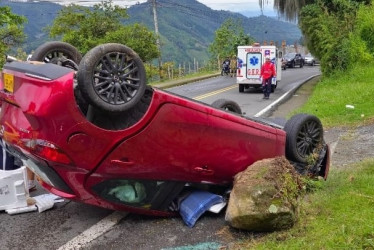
[239, 10, 277, 17]
[1, 0, 302, 64]
[0, 1, 63, 51]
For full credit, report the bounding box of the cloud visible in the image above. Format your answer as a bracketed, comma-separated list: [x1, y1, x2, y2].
[197, 0, 274, 12]
[41, 0, 275, 15]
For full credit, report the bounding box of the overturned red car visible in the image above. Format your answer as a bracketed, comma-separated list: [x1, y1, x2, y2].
[0, 42, 329, 216]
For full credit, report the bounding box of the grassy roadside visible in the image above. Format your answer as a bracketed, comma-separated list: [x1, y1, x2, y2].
[149, 70, 220, 87]
[292, 63, 374, 128]
[236, 160, 374, 249]
[231, 63, 374, 249]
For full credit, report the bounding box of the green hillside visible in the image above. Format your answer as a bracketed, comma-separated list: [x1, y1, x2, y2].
[0, 1, 63, 52]
[1, 0, 301, 64]
[126, 0, 301, 63]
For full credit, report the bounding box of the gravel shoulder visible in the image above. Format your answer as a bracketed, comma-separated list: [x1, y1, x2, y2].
[267, 76, 374, 168]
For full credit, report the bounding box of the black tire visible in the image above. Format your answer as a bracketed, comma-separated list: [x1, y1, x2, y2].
[211, 99, 242, 114]
[30, 41, 82, 70]
[77, 43, 146, 113]
[239, 84, 244, 93]
[292, 61, 295, 68]
[284, 114, 323, 163]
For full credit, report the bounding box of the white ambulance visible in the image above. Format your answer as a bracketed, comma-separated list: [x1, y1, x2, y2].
[236, 43, 282, 93]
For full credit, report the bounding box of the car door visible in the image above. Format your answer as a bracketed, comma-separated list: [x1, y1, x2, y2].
[294, 54, 299, 65]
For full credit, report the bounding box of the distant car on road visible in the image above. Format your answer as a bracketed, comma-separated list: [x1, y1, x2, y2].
[283, 53, 304, 68]
[304, 54, 316, 66]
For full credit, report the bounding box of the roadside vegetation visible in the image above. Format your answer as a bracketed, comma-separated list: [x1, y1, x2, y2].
[230, 60, 374, 248]
[293, 62, 374, 128]
[232, 1, 374, 249]
[235, 159, 374, 249]
[0, 6, 25, 66]
[232, 65, 374, 249]
[231, 60, 374, 248]
[208, 18, 253, 61]
[287, 1, 374, 128]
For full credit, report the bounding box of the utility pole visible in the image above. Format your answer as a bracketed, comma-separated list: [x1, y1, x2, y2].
[152, 0, 162, 79]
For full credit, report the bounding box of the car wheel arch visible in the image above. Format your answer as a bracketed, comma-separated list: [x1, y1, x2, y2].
[211, 99, 242, 114]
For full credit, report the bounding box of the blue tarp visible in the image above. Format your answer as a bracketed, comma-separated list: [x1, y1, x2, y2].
[179, 191, 224, 228]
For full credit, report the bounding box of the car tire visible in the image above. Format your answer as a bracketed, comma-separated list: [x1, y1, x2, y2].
[30, 41, 82, 70]
[77, 43, 146, 113]
[284, 114, 324, 163]
[292, 61, 295, 68]
[211, 99, 242, 114]
[239, 84, 244, 93]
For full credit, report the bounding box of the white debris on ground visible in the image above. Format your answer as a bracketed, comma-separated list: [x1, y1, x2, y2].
[0, 166, 63, 215]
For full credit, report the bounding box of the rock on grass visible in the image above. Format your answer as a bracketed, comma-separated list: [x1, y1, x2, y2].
[225, 156, 304, 232]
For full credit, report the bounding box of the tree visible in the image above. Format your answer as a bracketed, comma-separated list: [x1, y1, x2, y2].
[47, 0, 159, 62]
[266, 0, 373, 74]
[209, 18, 254, 61]
[100, 23, 159, 62]
[298, 0, 372, 74]
[0, 6, 26, 67]
[269, 0, 372, 22]
[271, 0, 314, 22]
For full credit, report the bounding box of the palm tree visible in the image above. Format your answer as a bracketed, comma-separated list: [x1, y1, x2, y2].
[259, 0, 314, 22]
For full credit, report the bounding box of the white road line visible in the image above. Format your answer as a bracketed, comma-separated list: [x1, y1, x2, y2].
[254, 88, 293, 117]
[255, 74, 320, 117]
[57, 211, 128, 250]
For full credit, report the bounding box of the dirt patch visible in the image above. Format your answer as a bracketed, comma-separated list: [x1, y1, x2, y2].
[327, 126, 374, 167]
[267, 78, 374, 168]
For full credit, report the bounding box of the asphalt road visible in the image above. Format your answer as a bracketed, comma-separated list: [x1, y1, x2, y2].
[0, 65, 321, 250]
[167, 66, 321, 116]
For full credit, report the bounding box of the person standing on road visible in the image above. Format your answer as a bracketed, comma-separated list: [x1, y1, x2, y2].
[230, 55, 237, 77]
[260, 56, 276, 99]
[221, 57, 230, 76]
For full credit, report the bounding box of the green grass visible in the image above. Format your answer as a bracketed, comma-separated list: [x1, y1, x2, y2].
[149, 70, 219, 86]
[229, 63, 374, 249]
[232, 160, 374, 249]
[294, 63, 374, 128]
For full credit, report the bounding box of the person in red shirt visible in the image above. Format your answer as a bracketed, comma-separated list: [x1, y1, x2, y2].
[260, 56, 276, 99]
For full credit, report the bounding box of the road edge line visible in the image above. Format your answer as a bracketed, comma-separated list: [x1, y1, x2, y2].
[57, 211, 128, 250]
[254, 74, 321, 117]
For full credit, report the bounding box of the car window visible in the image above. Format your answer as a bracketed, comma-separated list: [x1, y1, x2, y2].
[92, 179, 185, 210]
[284, 53, 296, 59]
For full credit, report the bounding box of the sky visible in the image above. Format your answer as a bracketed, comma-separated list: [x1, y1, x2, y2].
[33, 0, 276, 17]
[198, 0, 275, 14]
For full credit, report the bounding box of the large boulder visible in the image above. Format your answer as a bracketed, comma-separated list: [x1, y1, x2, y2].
[225, 156, 303, 231]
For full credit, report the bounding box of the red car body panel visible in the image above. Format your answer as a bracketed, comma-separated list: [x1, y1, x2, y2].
[0, 61, 314, 215]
